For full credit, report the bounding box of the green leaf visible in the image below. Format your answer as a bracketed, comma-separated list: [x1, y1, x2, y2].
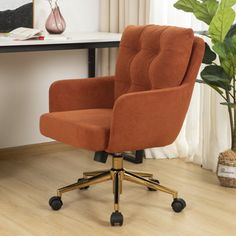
[196, 79, 205, 83]
[219, 0, 236, 10]
[174, 0, 198, 12]
[209, 7, 235, 42]
[197, 64, 226, 96]
[221, 59, 235, 78]
[197, 78, 225, 95]
[207, 0, 219, 19]
[174, 0, 217, 25]
[212, 42, 228, 59]
[213, 35, 236, 59]
[224, 37, 236, 55]
[194, 30, 209, 36]
[226, 23, 236, 38]
[201, 65, 231, 90]
[231, 35, 236, 53]
[220, 102, 236, 108]
[194, 2, 215, 24]
[210, 85, 225, 94]
[203, 42, 217, 64]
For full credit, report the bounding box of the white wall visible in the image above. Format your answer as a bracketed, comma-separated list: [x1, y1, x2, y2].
[0, 0, 100, 148]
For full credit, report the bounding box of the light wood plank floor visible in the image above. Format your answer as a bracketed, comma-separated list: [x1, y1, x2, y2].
[0, 144, 235, 236]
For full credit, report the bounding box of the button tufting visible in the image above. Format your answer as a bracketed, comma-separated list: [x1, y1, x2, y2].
[115, 25, 194, 99]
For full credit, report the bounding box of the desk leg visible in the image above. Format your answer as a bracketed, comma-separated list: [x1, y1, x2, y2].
[88, 48, 96, 78]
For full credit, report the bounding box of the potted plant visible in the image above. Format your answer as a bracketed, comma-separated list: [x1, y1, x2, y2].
[174, 0, 236, 187]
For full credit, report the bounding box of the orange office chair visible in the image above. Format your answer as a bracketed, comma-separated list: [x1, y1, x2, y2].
[40, 25, 205, 226]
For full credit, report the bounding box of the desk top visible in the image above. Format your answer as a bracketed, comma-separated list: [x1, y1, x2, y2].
[0, 32, 122, 47]
[0, 32, 121, 53]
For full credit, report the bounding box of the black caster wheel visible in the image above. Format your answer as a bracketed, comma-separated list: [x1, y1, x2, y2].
[147, 178, 160, 191]
[110, 211, 123, 226]
[171, 198, 186, 213]
[78, 178, 90, 190]
[49, 196, 63, 211]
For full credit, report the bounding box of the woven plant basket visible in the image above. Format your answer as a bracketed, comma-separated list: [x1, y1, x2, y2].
[217, 150, 236, 188]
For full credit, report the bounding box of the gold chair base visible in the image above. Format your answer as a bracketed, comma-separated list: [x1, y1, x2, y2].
[56, 157, 178, 213]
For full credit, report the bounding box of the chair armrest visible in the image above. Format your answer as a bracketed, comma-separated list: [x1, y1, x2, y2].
[107, 83, 193, 152]
[49, 76, 115, 112]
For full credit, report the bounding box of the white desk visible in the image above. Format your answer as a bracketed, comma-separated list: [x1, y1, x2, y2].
[0, 32, 121, 77]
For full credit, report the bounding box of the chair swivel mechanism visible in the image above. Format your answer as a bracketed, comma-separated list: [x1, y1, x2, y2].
[40, 25, 205, 226]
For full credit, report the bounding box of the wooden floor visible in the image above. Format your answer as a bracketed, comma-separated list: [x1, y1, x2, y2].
[0, 143, 235, 236]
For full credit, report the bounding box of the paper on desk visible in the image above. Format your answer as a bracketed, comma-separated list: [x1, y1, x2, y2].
[0, 34, 14, 41]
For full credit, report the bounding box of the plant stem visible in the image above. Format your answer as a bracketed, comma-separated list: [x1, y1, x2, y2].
[232, 108, 236, 151]
[226, 91, 234, 149]
[232, 75, 236, 151]
[48, 0, 53, 9]
[229, 92, 234, 100]
[234, 76, 236, 103]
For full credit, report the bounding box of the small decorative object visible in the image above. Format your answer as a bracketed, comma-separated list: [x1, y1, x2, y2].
[174, 0, 236, 188]
[217, 150, 236, 188]
[46, 0, 66, 34]
[0, 0, 34, 33]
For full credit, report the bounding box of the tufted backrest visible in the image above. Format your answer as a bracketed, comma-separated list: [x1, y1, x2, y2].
[114, 25, 195, 99]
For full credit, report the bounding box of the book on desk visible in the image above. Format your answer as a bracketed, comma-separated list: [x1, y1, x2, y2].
[0, 27, 70, 41]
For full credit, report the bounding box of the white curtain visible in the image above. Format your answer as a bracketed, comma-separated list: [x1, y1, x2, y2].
[146, 0, 231, 171]
[99, 0, 150, 75]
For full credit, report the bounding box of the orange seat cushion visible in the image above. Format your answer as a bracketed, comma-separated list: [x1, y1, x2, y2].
[40, 109, 112, 151]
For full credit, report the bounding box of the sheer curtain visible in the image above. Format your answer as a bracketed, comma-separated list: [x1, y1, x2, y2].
[146, 0, 231, 171]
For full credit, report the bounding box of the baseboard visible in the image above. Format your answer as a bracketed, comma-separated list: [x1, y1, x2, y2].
[0, 142, 76, 159]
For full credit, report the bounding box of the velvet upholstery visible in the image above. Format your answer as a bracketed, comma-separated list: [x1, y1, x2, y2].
[114, 25, 194, 99]
[40, 25, 205, 153]
[107, 37, 205, 152]
[49, 76, 115, 112]
[41, 109, 112, 151]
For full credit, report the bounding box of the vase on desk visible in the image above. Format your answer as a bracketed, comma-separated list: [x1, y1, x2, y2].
[45, 5, 66, 34]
